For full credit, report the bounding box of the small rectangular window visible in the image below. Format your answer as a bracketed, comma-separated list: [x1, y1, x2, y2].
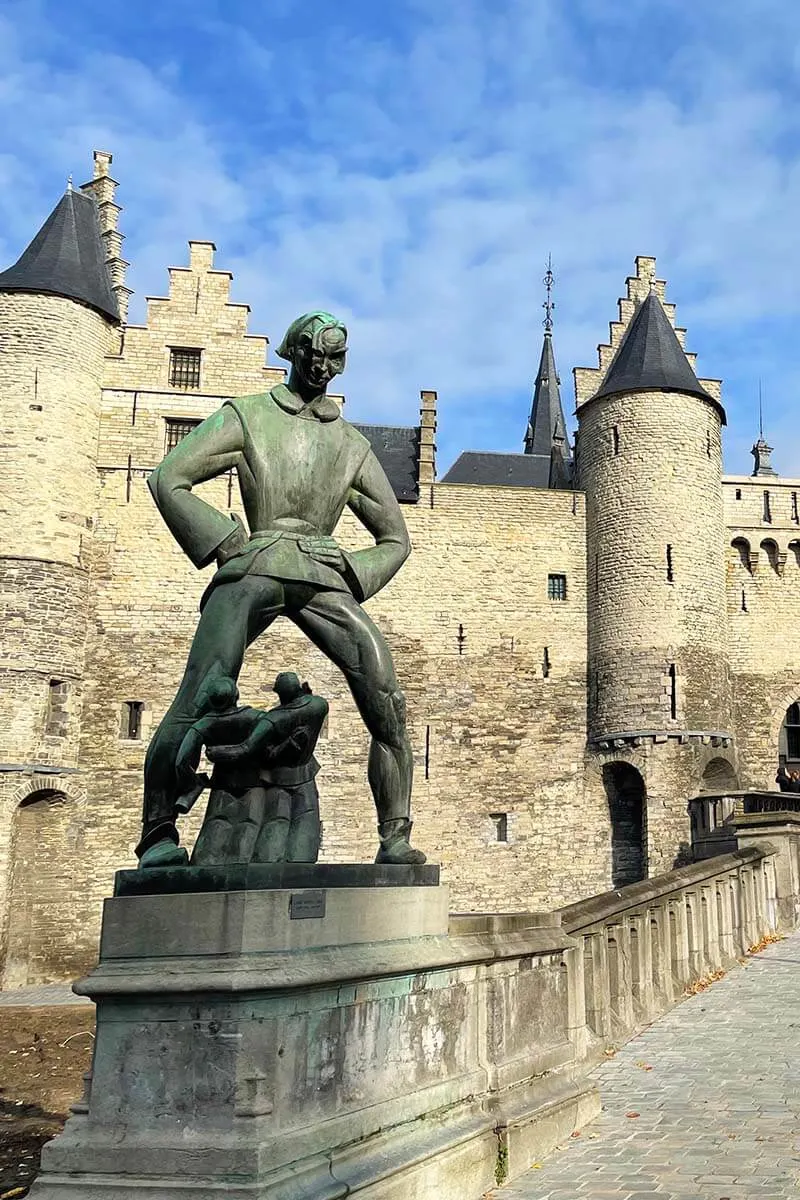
[763, 490, 772, 523]
[612, 425, 620, 455]
[547, 573, 567, 601]
[542, 647, 551, 678]
[122, 701, 144, 740]
[735, 488, 742, 500]
[792, 492, 799, 524]
[169, 347, 202, 390]
[490, 812, 508, 843]
[164, 417, 201, 454]
[666, 544, 674, 582]
[668, 663, 678, 720]
[706, 430, 712, 458]
[45, 679, 68, 736]
[424, 725, 431, 779]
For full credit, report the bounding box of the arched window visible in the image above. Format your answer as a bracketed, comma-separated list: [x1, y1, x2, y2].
[603, 763, 647, 888]
[780, 701, 800, 766]
[700, 757, 738, 793]
[731, 537, 752, 573]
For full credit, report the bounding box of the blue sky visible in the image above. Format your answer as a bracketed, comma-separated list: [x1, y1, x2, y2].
[2, 0, 800, 475]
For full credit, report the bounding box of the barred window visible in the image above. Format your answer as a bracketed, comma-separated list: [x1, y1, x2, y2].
[547, 573, 567, 601]
[169, 347, 202, 390]
[122, 701, 145, 740]
[165, 418, 201, 454]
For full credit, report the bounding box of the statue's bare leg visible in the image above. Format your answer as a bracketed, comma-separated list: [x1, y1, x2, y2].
[292, 589, 425, 864]
[138, 576, 283, 863]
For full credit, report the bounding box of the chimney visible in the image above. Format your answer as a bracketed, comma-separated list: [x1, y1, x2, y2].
[418, 390, 437, 486]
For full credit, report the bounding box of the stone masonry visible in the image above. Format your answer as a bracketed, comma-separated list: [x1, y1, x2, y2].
[1, 158, 799, 985]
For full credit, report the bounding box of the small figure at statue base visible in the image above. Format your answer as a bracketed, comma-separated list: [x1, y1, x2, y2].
[139, 672, 329, 869]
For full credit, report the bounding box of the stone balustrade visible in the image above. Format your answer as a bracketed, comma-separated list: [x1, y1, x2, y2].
[689, 790, 800, 859]
[560, 847, 778, 1059]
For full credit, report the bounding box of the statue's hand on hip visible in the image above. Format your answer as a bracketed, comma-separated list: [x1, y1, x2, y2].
[301, 534, 345, 572]
[216, 513, 248, 566]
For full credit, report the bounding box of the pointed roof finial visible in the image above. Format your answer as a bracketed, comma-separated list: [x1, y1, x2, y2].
[752, 381, 777, 476]
[543, 254, 555, 332]
[66, 174, 73, 193]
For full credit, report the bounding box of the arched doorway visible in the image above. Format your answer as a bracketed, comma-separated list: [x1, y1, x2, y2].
[700, 757, 738, 793]
[4, 789, 82, 988]
[779, 700, 800, 773]
[603, 763, 647, 888]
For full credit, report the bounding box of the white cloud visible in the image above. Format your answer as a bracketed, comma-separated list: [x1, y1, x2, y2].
[1, 0, 800, 473]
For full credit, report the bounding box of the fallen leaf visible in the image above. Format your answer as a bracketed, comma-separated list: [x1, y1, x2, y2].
[625, 1111, 640, 1118]
[570, 1131, 581, 1138]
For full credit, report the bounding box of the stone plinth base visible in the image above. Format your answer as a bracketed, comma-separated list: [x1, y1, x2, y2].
[30, 868, 599, 1199]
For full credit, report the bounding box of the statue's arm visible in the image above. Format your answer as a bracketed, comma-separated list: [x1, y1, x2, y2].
[343, 450, 411, 601]
[206, 714, 274, 763]
[148, 406, 246, 569]
[175, 725, 205, 778]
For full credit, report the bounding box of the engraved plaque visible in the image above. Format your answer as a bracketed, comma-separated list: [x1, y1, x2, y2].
[289, 890, 326, 920]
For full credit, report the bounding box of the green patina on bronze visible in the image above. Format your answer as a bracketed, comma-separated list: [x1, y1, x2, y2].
[140, 312, 425, 869]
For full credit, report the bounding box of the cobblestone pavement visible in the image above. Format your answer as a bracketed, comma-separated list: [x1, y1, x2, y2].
[500, 931, 800, 1199]
[0, 983, 90, 1006]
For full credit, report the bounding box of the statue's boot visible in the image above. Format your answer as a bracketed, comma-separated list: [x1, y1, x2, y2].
[139, 838, 189, 869]
[375, 818, 427, 865]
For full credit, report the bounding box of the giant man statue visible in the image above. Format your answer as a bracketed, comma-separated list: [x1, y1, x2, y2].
[139, 312, 425, 869]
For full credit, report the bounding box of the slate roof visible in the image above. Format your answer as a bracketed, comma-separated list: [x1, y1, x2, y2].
[0, 189, 119, 322]
[591, 289, 724, 420]
[354, 423, 420, 503]
[442, 450, 556, 488]
[525, 330, 571, 460]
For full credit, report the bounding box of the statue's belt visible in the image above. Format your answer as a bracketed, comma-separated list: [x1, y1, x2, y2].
[247, 529, 333, 554]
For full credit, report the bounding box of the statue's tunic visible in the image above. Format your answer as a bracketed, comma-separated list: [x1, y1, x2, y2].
[148, 383, 410, 604]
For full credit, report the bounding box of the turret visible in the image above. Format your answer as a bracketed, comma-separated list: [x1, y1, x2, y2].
[0, 154, 121, 778]
[576, 259, 732, 747]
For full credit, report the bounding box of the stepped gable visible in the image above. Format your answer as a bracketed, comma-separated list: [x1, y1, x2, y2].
[591, 288, 723, 419]
[0, 187, 119, 322]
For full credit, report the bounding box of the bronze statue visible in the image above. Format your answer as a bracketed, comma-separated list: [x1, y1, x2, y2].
[178, 672, 328, 866]
[139, 312, 424, 869]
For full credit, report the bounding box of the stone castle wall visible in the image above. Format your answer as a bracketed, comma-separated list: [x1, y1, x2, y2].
[724, 476, 800, 789]
[5, 227, 800, 987]
[0, 289, 116, 985]
[578, 386, 731, 739]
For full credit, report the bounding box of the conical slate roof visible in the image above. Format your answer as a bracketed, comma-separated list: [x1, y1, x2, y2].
[0, 188, 118, 322]
[592, 290, 720, 415]
[524, 330, 571, 459]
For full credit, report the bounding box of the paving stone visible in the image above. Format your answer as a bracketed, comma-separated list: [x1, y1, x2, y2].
[499, 932, 800, 1199]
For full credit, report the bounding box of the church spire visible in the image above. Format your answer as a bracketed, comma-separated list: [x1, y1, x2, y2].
[524, 258, 571, 468]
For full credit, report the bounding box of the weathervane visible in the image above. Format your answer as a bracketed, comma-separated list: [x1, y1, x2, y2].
[758, 378, 764, 441]
[543, 254, 555, 332]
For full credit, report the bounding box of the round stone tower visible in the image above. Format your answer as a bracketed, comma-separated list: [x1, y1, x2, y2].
[576, 262, 733, 756]
[0, 159, 122, 785]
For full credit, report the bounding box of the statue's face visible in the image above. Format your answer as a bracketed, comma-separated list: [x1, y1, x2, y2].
[294, 324, 347, 392]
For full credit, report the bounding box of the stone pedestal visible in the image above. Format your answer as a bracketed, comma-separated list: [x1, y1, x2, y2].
[30, 865, 598, 1199]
